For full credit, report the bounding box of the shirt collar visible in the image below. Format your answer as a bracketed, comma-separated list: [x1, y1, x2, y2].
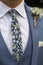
[0, 1, 26, 18]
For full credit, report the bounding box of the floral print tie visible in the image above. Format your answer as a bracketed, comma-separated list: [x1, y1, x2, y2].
[8, 9, 23, 62]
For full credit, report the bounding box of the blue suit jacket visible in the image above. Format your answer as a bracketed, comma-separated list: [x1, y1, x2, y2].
[0, 3, 43, 65]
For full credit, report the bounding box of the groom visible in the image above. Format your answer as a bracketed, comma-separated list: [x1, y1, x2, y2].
[0, 0, 43, 65]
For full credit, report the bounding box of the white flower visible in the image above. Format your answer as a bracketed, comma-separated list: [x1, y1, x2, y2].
[30, 7, 43, 27]
[30, 7, 41, 18]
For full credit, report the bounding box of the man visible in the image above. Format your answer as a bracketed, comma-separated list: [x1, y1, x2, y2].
[0, 0, 43, 65]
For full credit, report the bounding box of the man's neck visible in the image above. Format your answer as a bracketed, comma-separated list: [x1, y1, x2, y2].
[1, 0, 23, 8]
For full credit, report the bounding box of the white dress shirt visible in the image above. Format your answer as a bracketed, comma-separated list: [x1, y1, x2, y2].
[0, 1, 29, 55]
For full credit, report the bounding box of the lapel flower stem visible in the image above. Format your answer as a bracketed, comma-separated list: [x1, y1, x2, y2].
[34, 16, 37, 27]
[33, 15, 40, 28]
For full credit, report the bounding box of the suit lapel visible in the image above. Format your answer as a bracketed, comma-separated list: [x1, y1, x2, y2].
[28, 11, 39, 65]
[24, 3, 39, 65]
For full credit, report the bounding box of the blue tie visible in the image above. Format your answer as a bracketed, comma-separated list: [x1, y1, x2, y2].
[8, 9, 23, 62]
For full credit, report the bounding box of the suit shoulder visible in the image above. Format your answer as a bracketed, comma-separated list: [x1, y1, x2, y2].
[24, 2, 30, 11]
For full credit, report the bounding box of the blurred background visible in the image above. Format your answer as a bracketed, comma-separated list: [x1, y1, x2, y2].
[25, 0, 43, 8]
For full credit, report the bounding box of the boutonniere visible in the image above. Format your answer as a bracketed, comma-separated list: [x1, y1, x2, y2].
[30, 7, 41, 28]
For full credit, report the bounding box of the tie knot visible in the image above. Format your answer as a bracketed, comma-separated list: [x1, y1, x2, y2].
[8, 9, 17, 17]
